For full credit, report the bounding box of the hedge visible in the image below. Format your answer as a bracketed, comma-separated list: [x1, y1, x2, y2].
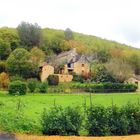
[38, 82, 48, 93]
[41, 103, 140, 136]
[86, 104, 140, 136]
[42, 106, 82, 135]
[8, 80, 27, 95]
[72, 83, 137, 93]
[27, 78, 38, 93]
[47, 75, 59, 86]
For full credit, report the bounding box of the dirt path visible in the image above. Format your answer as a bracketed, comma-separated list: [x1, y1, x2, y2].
[1, 133, 140, 140]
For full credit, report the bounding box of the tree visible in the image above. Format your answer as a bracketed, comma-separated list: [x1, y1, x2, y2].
[6, 48, 34, 78]
[91, 64, 116, 83]
[0, 27, 19, 50]
[0, 39, 11, 60]
[97, 49, 111, 63]
[30, 47, 46, 77]
[105, 58, 133, 83]
[64, 28, 73, 41]
[128, 54, 140, 75]
[30, 47, 45, 65]
[49, 34, 68, 54]
[17, 22, 42, 48]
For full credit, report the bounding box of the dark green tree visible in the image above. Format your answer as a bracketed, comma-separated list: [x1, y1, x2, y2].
[17, 22, 42, 48]
[92, 64, 116, 83]
[6, 48, 33, 78]
[64, 28, 73, 41]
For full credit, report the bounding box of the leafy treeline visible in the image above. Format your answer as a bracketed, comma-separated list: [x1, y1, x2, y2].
[0, 21, 140, 83]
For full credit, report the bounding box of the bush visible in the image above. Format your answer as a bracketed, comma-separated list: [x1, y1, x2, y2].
[47, 75, 59, 86]
[8, 80, 27, 95]
[42, 106, 82, 135]
[123, 103, 140, 134]
[86, 106, 110, 136]
[0, 110, 40, 134]
[86, 103, 140, 136]
[38, 82, 48, 93]
[27, 78, 38, 93]
[108, 106, 129, 135]
[73, 74, 84, 83]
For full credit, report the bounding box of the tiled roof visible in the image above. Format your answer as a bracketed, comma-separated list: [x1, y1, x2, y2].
[133, 75, 140, 81]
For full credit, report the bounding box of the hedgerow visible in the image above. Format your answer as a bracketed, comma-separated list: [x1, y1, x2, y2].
[72, 83, 137, 93]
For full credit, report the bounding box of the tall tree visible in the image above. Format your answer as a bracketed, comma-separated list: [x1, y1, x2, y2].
[64, 28, 73, 41]
[17, 22, 42, 48]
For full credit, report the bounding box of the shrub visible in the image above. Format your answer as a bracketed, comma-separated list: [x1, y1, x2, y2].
[42, 106, 82, 135]
[108, 106, 129, 135]
[47, 75, 59, 86]
[0, 110, 40, 134]
[73, 74, 84, 83]
[123, 103, 140, 134]
[27, 78, 38, 93]
[8, 80, 27, 95]
[38, 82, 48, 93]
[86, 106, 110, 136]
[86, 103, 140, 136]
[0, 72, 9, 89]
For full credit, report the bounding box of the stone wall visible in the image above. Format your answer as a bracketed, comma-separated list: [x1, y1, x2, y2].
[40, 65, 54, 82]
[55, 74, 73, 82]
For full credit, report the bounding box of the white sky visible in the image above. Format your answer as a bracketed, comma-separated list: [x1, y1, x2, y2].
[0, 0, 140, 48]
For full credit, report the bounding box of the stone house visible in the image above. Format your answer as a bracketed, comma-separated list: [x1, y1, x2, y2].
[40, 48, 94, 82]
[127, 75, 140, 90]
[55, 48, 91, 75]
[39, 62, 54, 82]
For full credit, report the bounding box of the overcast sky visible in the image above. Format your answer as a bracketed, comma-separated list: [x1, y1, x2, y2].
[0, 0, 140, 48]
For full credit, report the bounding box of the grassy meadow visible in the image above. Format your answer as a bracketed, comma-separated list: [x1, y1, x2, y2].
[0, 92, 140, 134]
[0, 92, 140, 119]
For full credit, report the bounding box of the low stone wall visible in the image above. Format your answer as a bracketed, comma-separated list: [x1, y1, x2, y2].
[55, 74, 73, 82]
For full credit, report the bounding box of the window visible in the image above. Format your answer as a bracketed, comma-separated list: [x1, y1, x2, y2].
[82, 64, 84, 67]
[68, 63, 74, 68]
[82, 70, 84, 73]
[68, 63, 71, 68]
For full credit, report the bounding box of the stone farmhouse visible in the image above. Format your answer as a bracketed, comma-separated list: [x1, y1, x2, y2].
[127, 75, 140, 90]
[40, 48, 95, 82]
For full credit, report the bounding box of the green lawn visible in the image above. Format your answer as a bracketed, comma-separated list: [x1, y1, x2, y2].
[0, 92, 140, 120]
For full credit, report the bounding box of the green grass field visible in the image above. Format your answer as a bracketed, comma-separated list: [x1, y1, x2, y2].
[0, 92, 140, 120]
[0, 92, 140, 134]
